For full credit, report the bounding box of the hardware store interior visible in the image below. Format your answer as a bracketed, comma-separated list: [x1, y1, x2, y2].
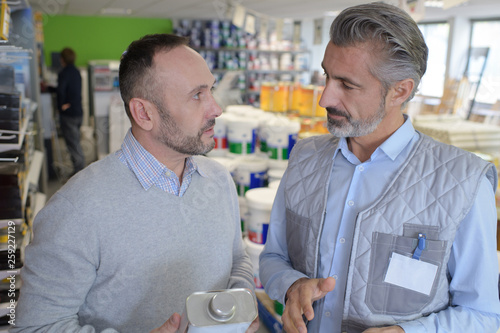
[1, 0, 500, 332]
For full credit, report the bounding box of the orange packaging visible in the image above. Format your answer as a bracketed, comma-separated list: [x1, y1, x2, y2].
[260, 83, 273, 111]
[272, 82, 289, 113]
[299, 85, 315, 117]
[290, 83, 301, 114]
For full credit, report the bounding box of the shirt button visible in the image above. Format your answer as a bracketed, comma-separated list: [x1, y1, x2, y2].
[325, 311, 331, 317]
[348, 200, 354, 206]
[358, 165, 364, 171]
[332, 275, 338, 280]
[165, 171, 171, 177]
[340, 238, 345, 244]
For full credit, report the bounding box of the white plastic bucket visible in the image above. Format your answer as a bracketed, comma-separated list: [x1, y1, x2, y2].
[268, 180, 281, 189]
[245, 187, 277, 244]
[206, 113, 233, 157]
[233, 156, 268, 197]
[227, 117, 260, 156]
[268, 168, 285, 183]
[244, 236, 265, 289]
[260, 116, 300, 161]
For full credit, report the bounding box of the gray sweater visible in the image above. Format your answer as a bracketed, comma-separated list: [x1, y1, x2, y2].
[13, 154, 254, 332]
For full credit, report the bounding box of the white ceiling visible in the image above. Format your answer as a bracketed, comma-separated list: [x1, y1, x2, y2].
[27, 0, 500, 21]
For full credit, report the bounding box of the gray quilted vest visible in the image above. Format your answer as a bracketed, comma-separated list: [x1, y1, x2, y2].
[283, 132, 497, 332]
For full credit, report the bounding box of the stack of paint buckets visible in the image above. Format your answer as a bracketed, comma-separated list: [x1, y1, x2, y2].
[206, 104, 298, 289]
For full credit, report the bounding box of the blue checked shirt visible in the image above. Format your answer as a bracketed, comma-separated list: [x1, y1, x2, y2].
[116, 130, 203, 196]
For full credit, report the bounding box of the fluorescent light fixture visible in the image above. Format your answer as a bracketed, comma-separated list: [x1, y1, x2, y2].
[100, 7, 132, 15]
[424, 0, 444, 7]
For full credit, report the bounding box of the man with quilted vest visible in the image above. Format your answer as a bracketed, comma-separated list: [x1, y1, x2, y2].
[260, 3, 500, 333]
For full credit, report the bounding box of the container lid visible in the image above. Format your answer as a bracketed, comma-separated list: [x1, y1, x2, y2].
[245, 188, 278, 210]
[268, 168, 285, 179]
[208, 293, 236, 322]
[234, 156, 268, 171]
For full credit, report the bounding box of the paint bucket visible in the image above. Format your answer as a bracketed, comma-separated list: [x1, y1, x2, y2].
[245, 187, 277, 244]
[268, 168, 285, 183]
[268, 180, 281, 189]
[226, 104, 256, 117]
[244, 236, 265, 289]
[227, 117, 260, 156]
[233, 156, 268, 197]
[261, 116, 300, 161]
[206, 113, 233, 157]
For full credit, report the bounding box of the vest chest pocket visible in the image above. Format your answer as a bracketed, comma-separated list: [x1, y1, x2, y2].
[365, 231, 447, 316]
[285, 208, 312, 275]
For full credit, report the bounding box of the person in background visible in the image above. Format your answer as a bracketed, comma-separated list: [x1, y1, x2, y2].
[56, 47, 85, 176]
[260, 3, 500, 333]
[13, 34, 258, 333]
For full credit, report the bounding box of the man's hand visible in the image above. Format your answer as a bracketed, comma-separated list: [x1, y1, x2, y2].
[61, 103, 71, 111]
[150, 313, 181, 333]
[282, 277, 336, 333]
[246, 316, 260, 332]
[363, 326, 405, 333]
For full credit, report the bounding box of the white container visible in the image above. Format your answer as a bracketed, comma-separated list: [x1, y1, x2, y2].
[260, 116, 300, 161]
[227, 117, 260, 156]
[268, 168, 285, 183]
[268, 180, 281, 189]
[225, 104, 256, 117]
[206, 113, 233, 157]
[245, 187, 277, 244]
[233, 156, 268, 197]
[244, 236, 265, 289]
[176, 288, 257, 333]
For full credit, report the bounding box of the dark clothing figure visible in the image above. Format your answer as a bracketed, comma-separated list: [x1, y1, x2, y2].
[56, 62, 85, 174]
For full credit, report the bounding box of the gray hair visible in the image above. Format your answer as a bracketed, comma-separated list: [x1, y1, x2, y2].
[330, 2, 428, 107]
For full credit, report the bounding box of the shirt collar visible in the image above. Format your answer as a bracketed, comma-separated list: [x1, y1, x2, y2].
[333, 114, 416, 162]
[119, 130, 205, 190]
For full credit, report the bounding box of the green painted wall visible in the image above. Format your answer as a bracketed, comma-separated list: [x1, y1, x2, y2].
[42, 15, 173, 67]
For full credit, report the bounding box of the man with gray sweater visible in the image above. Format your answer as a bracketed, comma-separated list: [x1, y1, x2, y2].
[13, 34, 257, 333]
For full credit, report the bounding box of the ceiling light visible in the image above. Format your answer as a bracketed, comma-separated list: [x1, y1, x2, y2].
[424, 0, 444, 8]
[323, 11, 340, 17]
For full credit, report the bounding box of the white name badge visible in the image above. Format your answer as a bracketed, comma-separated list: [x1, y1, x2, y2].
[384, 252, 438, 296]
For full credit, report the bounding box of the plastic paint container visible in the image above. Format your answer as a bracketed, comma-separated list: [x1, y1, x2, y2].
[227, 117, 260, 156]
[233, 156, 268, 197]
[244, 236, 265, 289]
[260, 116, 300, 161]
[245, 187, 277, 244]
[268, 180, 281, 189]
[206, 113, 233, 157]
[268, 168, 285, 183]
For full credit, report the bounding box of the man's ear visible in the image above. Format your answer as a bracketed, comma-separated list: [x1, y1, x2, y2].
[129, 98, 154, 131]
[389, 78, 414, 108]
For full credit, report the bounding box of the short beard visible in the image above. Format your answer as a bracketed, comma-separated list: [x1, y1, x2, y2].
[326, 93, 386, 138]
[155, 102, 216, 156]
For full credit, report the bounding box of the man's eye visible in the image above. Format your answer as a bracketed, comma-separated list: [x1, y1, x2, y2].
[342, 82, 354, 90]
[193, 92, 201, 100]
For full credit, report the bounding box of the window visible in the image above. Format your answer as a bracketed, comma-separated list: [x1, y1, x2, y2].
[418, 22, 450, 98]
[470, 19, 500, 105]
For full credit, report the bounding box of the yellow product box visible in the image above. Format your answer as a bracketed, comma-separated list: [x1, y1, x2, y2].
[0, 1, 11, 41]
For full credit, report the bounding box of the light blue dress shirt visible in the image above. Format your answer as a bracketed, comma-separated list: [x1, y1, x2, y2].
[260, 117, 500, 332]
